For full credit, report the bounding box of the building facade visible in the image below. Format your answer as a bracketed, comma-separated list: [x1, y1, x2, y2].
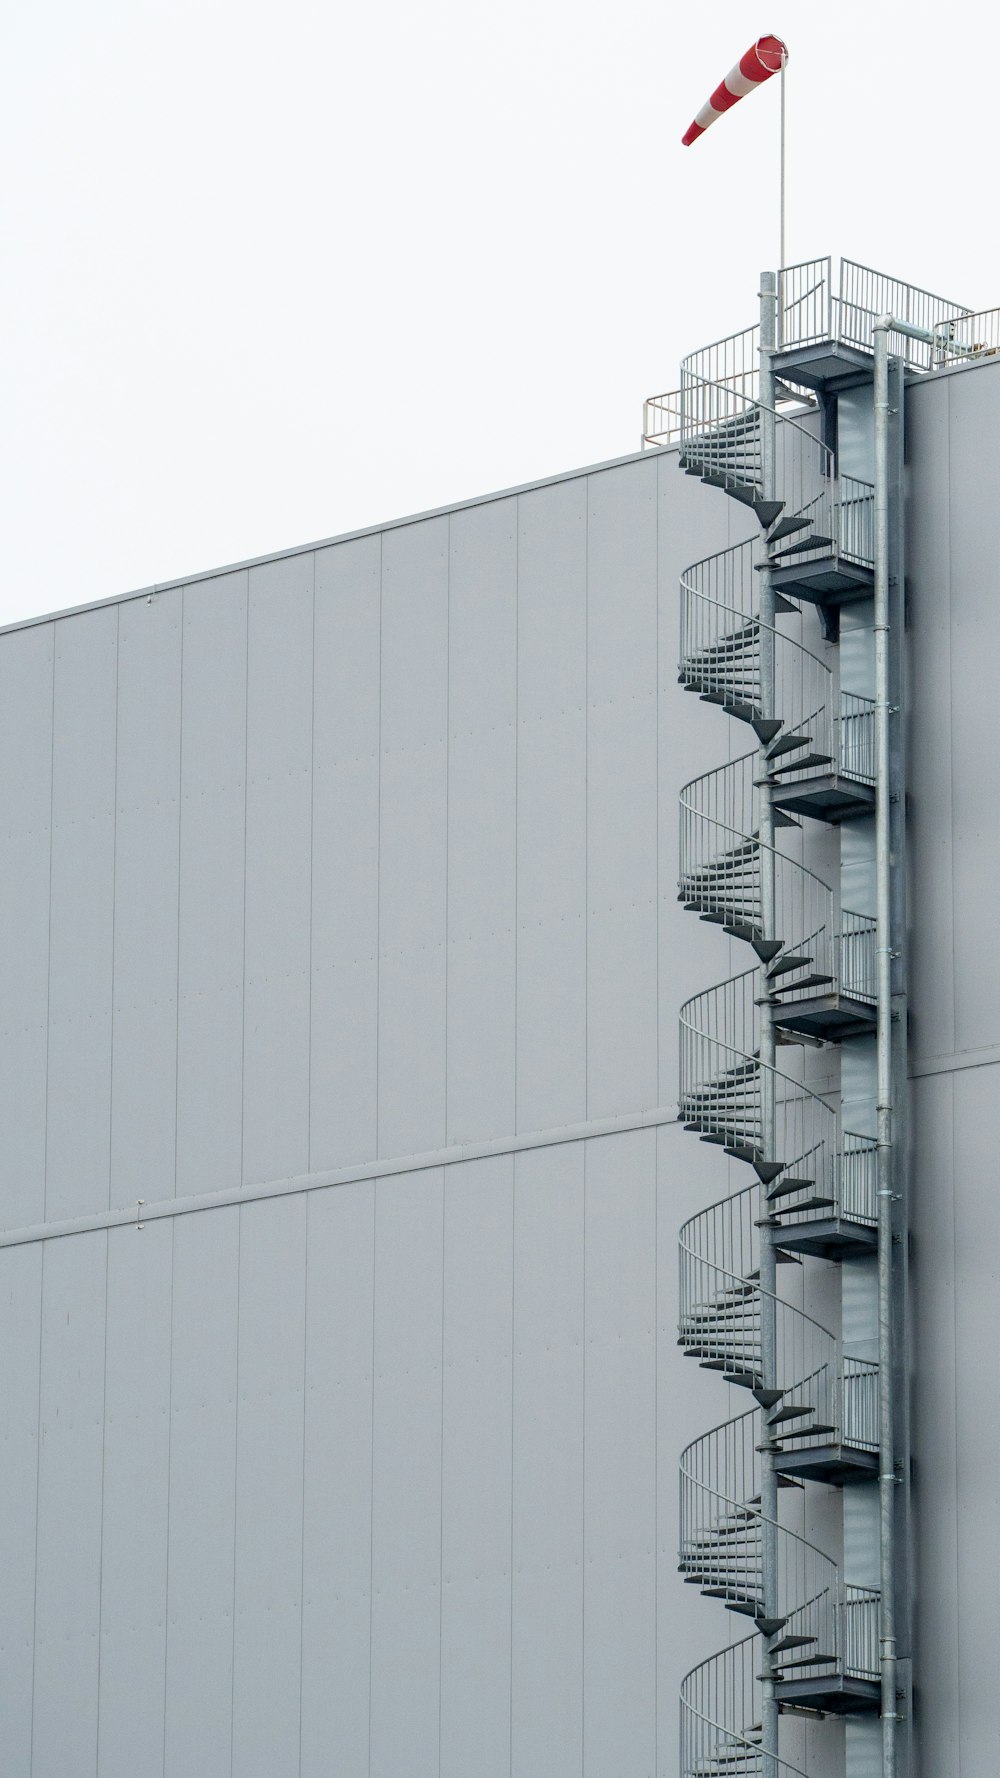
[0, 257, 996, 1777]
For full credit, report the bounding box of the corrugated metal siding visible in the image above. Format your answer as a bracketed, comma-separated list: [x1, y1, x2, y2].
[0, 447, 758, 1774]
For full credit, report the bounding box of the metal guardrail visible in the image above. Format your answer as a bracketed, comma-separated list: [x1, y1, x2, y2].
[843, 1359, 879, 1454]
[777, 256, 973, 370]
[647, 257, 980, 444]
[931, 308, 1000, 365]
[681, 1638, 813, 1778]
[839, 691, 876, 784]
[838, 473, 875, 564]
[680, 1421, 881, 1747]
[843, 1586, 881, 1680]
[641, 388, 683, 448]
[839, 909, 877, 1004]
[840, 1132, 878, 1226]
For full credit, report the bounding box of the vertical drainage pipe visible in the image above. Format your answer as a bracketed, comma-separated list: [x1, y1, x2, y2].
[873, 316, 898, 1778]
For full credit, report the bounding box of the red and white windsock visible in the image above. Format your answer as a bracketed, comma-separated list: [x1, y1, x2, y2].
[681, 35, 788, 147]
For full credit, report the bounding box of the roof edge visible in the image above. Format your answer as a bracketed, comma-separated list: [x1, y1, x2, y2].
[0, 442, 672, 637]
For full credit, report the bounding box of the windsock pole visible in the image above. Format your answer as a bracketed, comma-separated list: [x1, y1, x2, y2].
[780, 50, 786, 276]
[681, 35, 789, 276]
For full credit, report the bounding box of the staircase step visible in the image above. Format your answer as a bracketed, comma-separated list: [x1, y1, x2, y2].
[751, 1387, 784, 1410]
[752, 500, 784, 529]
[765, 730, 814, 761]
[766, 1175, 816, 1201]
[771, 806, 801, 829]
[776, 1195, 836, 1213]
[750, 937, 783, 964]
[702, 473, 760, 501]
[769, 532, 834, 560]
[768, 513, 814, 544]
[770, 1633, 818, 1654]
[768, 751, 835, 775]
[768, 1403, 816, 1426]
[773, 591, 801, 614]
[727, 1603, 788, 1637]
[774, 972, 835, 993]
[724, 1143, 763, 1167]
[772, 1652, 838, 1672]
[723, 921, 764, 944]
[767, 953, 813, 980]
[775, 1422, 837, 1441]
[749, 717, 784, 746]
[752, 1158, 786, 1186]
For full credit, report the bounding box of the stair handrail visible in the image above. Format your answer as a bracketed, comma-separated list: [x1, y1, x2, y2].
[681, 1637, 812, 1778]
[680, 1452, 875, 1677]
[678, 1232, 854, 1445]
[680, 579, 877, 790]
[679, 780, 876, 1004]
[679, 372, 831, 453]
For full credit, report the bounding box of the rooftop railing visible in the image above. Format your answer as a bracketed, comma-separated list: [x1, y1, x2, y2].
[931, 308, 1000, 366]
[778, 256, 973, 368]
[644, 257, 979, 442]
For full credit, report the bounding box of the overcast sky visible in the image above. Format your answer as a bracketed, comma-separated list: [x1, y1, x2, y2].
[3, 0, 996, 626]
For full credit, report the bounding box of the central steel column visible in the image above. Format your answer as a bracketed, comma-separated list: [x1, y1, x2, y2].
[757, 269, 780, 1778]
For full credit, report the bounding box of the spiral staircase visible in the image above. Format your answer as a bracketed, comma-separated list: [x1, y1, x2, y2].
[674, 325, 883, 1775]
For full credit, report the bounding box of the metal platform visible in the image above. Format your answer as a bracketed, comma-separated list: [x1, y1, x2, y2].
[771, 992, 877, 1043]
[773, 1442, 879, 1486]
[774, 1673, 880, 1715]
[769, 555, 874, 641]
[770, 772, 875, 825]
[773, 1216, 878, 1262]
[772, 340, 876, 395]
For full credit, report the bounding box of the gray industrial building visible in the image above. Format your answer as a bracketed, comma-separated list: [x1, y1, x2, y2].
[0, 256, 995, 1778]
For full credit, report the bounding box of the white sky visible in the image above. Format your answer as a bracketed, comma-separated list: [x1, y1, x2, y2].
[2, 0, 996, 626]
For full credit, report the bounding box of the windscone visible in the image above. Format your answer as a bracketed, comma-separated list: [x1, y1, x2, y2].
[682, 35, 788, 147]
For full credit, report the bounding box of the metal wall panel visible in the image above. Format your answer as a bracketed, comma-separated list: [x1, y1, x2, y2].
[906, 376, 955, 1063]
[377, 519, 449, 1159]
[0, 625, 52, 1230]
[952, 1064, 1000, 1773]
[440, 1155, 514, 1776]
[583, 1130, 657, 1775]
[511, 1143, 585, 1776]
[586, 462, 659, 1117]
[0, 1245, 42, 1770]
[311, 537, 381, 1170]
[910, 1071, 958, 1778]
[370, 1168, 445, 1776]
[243, 556, 314, 1186]
[943, 366, 1000, 1055]
[300, 1182, 375, 1776]
[231, 1196, 308, 1778]
[515, 480, 588, 1131]
[97, 1220, 172, 1778]
[46, 609, 118, 1220]
[32, 1232, 107, 1777]
[111, 591, 182, 1207]
[0, 445, 795, 1777]
[164, 1206, 239, 1778]
[175, 572, 248, 1198]
[907, 362, 1000, 1778]
[446, 502, 518, 1143]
